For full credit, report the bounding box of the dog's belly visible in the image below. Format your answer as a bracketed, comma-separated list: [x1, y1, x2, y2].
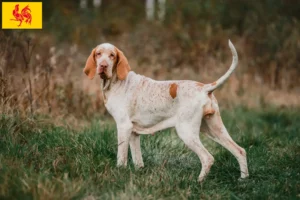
[130, 98, 177, 128]
[131, 112, 169, 128]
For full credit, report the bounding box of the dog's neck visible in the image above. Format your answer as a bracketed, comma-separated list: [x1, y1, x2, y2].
[100, 71, 138, 105]
[100, 72, 122, 104]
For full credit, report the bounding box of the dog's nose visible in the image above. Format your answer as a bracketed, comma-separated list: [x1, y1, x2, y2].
[100, 60, 108, 68]
[100, 63, 108, 69]
[98, 61, 108, 74]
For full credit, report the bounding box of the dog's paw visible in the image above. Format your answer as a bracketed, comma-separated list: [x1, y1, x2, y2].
[238, 176, 249, 182]
[134, 163, 144, 169]
[198, 176, 206, 183]
[117, 161, 128, 168]
[240, 172, 249, 179]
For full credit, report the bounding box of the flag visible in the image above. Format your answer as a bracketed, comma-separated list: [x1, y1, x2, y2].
[2, 2, 42, 29]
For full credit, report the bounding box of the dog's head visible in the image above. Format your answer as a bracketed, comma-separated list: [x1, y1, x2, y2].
[83, 43, 131, 80]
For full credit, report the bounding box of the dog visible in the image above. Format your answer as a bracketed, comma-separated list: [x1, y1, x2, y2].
[83, 40, 249, 182]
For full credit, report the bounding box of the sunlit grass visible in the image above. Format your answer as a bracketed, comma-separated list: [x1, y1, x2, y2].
[0, 107, 299, 199]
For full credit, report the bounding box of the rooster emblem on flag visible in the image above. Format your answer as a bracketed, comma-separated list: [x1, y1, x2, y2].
[10, 4, 32, 27]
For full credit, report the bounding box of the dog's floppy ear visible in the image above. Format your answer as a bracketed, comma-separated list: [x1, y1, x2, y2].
[115, 47, 131, 80]
[83, 48, 96, 80]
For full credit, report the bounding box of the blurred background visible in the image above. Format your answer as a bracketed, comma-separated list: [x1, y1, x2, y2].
[1, 0, 300, 122]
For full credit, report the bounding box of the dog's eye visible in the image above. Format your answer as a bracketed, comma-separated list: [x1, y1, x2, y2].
[96, 52, 101, 56]
[110, 54, 115, 58]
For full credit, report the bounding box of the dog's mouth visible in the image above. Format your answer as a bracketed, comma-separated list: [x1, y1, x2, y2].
[99, 71, 112, 80]
[99, 72, 108, 79]
[99, 72, 109, 80]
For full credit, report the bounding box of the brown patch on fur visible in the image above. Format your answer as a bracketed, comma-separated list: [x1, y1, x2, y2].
[239, 149, 244, 155]
[203, 92, 215, 118]
[204, 109, 215, 116]
[211, 81, 217, 86]
[169, 83, 178, 99]
[197, 82, 205, 87]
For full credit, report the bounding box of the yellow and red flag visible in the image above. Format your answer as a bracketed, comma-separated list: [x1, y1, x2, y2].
[2, 2, 42, 29]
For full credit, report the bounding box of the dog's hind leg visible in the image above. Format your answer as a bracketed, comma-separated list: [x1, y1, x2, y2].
[133, 117, 176, 135]
[176, 121, 214, 182]
[202, 99, 249, 179]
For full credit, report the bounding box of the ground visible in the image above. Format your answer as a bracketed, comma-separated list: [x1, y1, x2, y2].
[0, 107, 299, 199]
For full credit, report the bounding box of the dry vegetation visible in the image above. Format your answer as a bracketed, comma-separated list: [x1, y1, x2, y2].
[1, 0, 300, 121]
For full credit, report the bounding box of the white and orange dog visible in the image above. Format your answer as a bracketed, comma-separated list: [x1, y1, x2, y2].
[83, 40, 249, 182]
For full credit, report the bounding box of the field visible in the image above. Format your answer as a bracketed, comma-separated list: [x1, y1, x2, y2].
[1, 1, 300, 199]
[0, 107, 299, 199]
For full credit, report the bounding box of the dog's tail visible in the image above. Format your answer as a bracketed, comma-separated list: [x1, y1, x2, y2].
[204, 40, 238, 93]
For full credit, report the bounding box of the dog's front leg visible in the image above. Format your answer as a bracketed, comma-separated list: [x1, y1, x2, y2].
[116, 122, 133, 167]
[130, 133, 144, 168]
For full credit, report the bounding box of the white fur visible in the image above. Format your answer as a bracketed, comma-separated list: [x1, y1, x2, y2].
[88, 41, 249, 182]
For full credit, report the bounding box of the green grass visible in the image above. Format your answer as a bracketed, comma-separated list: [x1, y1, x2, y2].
[0, 108, 299, 199]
